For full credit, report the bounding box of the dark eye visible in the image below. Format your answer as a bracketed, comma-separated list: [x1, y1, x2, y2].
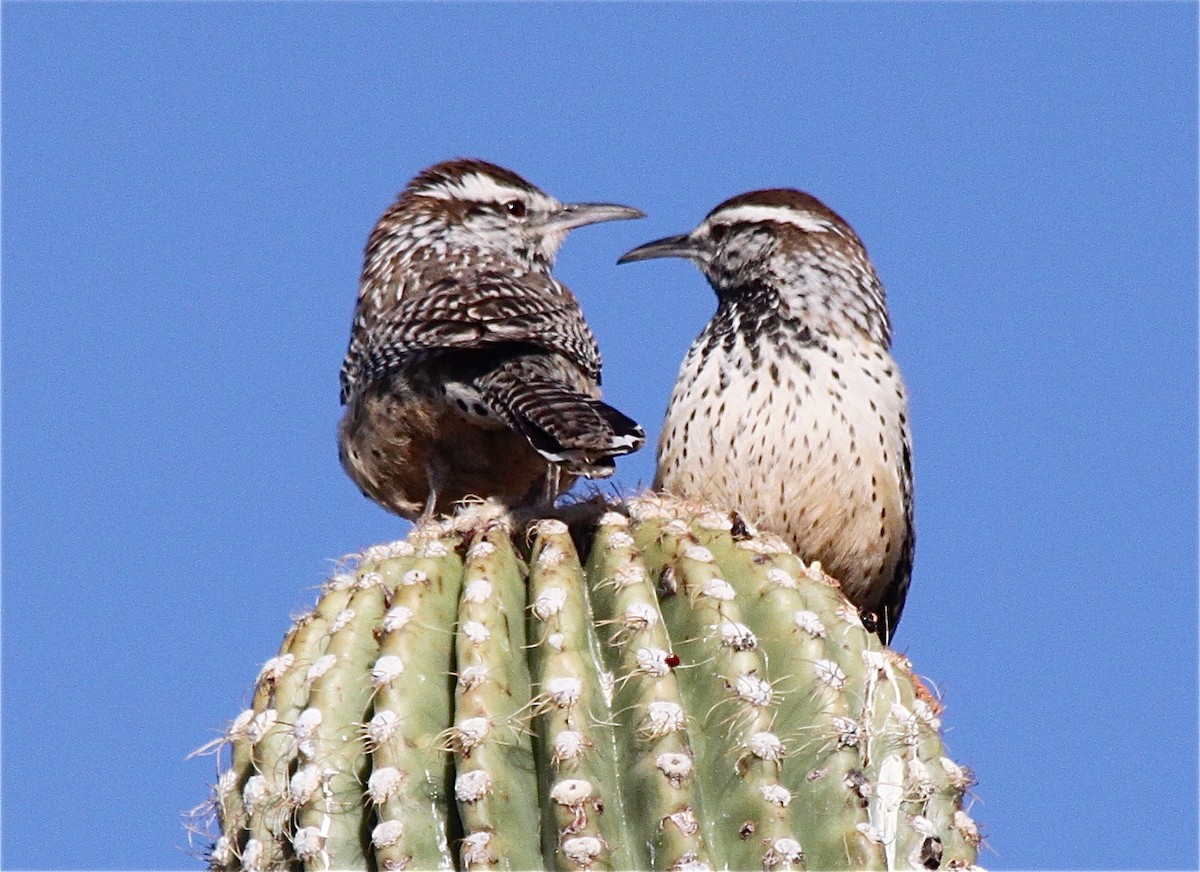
[504, 200, 527, 217]
[709, 223, 728, 243]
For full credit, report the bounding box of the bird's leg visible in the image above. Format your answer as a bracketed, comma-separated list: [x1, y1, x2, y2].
[422, 458, 449, 522]
[522, 467, 561, 514]
[421, 488, 438, 522]
[542, 466, 562, 510]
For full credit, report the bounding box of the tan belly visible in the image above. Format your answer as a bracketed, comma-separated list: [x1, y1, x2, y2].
[655, 340, 911, 612]
[339, 387, 554, 519]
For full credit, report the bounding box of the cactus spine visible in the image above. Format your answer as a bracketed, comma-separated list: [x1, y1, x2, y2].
[198, 495, 979, 871]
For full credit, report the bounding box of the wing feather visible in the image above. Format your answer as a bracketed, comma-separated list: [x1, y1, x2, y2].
[341, 267, 602, 403]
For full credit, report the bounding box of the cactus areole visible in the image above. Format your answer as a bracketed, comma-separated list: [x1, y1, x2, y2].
[195, 495, 979, 871]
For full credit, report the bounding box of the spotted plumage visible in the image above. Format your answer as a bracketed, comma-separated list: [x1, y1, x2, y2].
[620, 189, 914, 643]
[340, 159, 645, 519]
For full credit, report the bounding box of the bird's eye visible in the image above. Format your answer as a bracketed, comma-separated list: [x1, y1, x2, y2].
[709, 223, 728, 243]
[504, 200, 527, 217]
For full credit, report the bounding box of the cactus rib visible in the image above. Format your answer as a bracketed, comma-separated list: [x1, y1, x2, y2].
[198, 496, 979, 872]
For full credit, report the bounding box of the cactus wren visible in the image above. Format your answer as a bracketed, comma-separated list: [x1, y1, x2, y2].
[619, 189, 914, 643]
[339, 158, 646, 520]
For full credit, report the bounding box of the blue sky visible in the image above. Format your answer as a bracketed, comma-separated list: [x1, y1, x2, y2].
[3, 3, 1196, 869]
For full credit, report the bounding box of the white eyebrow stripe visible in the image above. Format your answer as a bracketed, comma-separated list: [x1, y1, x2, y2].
[710, 204, 839, 234]
[421, 172, 523, 204]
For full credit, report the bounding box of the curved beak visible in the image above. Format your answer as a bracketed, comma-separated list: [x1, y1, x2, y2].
[617, 233, 703, 265]
[542, 202, 645, 234]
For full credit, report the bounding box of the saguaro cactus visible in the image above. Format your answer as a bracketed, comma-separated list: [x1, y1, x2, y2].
[195, 495, 980, 871]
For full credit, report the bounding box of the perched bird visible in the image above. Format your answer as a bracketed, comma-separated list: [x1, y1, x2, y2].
[619, 189, 914, 643]
[339, 159, 646, 520]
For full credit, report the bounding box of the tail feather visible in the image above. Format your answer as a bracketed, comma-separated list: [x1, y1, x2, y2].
[474, 368, 645, 476]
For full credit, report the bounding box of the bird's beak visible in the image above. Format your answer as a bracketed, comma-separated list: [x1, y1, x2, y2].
[617, 233, 704, 265]
[542, 202, 645, 234]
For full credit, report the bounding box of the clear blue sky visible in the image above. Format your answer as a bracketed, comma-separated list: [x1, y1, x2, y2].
[3, 4, 1196, 868]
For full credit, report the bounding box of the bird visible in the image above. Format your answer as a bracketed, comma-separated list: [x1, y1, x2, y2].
[339, 158, 646, 520]
[618, 189, 914, 644]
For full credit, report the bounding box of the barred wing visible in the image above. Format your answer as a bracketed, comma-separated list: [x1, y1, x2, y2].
[341, 269, 602, 403]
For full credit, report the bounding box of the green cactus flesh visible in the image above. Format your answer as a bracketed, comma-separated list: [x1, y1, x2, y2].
[199, 495, 979, 871]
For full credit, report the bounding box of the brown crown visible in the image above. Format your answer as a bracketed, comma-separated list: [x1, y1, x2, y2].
[407, 158, 539, 197]
[708, 188, 850, 230]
